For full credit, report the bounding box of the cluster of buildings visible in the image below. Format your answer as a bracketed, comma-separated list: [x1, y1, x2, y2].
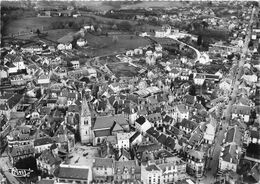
[0, 2, 259, 184]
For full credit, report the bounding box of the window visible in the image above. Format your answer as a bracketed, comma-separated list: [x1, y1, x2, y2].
[84, 120, 88, 125]
[85, 131, 87, 135]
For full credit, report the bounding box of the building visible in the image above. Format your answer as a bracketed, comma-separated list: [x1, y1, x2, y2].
[219, 144, 239, 172]
[135, 116, 152, 134]
[36, 149, 61, 175]
[116, 132, 134, 150]
[203, 122, 216, 144]
[186, 150, 205, 178]
[80, 98, 93, 144]
[114, 160, 141, 183]
[34, 137, 56, 154]
[141, 157, 187, 184]
[54, 164, 91, 184]
[155, 25, 171, 38]
[174, 104, 189, 122]
[92, 158, 114, 183]
[8, 145, 35, 165]
[231, 105, 251, 123]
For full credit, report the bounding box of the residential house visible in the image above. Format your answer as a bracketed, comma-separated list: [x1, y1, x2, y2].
[203, 121, 216, 144]
[174, 104, 189, 122]
[70, 61, 80, 69]
[231, 105, 251, 123]
[54, 164, 91, 184]
[36, 149, 61, 175]
[114, 160, 141, 183]
[179, 119, 197, 134]
[129, 131, 143, 147]
[135, 116, 152, 134]
[0, 93, 22, 120]
[34, 137, 56, 154]
[186, 150, 205, 178]
[77, 38, 87, 47]
[118, 149, 132, 161]
[8, 144, 35, 165]
[92, 158, 114, 183]
[193, 74, 205, 86]
[116, 132, 135, 150]
[219, 144, 239, 172]
[38, 73, 50, 85]
[141, 156, 187, 184]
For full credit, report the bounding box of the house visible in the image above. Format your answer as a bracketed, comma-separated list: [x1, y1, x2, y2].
[116, 132, 134, 150]
[203, 121, 216, 144]
[0, 93, 22, 120]
[0, 68, 8, 79]
[8, 144, 35, 165]
[219, 144, 239, 172]
[114, 160, 141, 183]
[219, 80, 232, 93]
[186, 150, 205, 178]
[70, 61, 80, 69]
[38, 73, 50, 85]
[34, 137, 56, 154]
[54, 164, 91, 184]
[141, 156, 187, 184]
[77, 38, 87, 47]
[118, 149, 132, 161]
[174, 104, 189, 121]
[36, 149, 61, 175]
[135, 116, 152, 133]
[231, 105, 251, 123]
[179, 119, 197, 134]
[92, 158, 114, 183]
[129, 131, 142, 147]
[155, 25, 171, 38]
[193, 73, 205, 86]
[5, 56, 26, 74]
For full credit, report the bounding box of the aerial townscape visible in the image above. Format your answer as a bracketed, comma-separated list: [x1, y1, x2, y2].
[0, 1, 260, 184]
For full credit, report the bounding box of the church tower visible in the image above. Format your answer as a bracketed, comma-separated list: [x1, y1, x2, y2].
[80, 96, 93, 144]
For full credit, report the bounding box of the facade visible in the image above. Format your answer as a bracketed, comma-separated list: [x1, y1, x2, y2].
[92, 158, 114, 183]
[54, 164, 91, 184]
[141, 157, 187, 184]
[80, 98, 93, 144]
[186, 150, 205, 178]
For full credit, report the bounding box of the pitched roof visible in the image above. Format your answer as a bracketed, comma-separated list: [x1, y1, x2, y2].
[232, 105, 251, 115]
[222, 144, 238, 164]
[225, 126, 242, 145]
[129, 131, 141, 143]
[94, 129, 111, 137]
[94, 158, 113, 168]
[188, 150, 205, 160]
[55, 165, 89, 180]
[146, 127, 160, 139]
[136, 116, 146, 125]
[34, 137, 55, 147]
[157, 134, 167, 145]
[180, 119, 197, 131]
[38, 149, 61, 166]
[9, 145, 34, 157]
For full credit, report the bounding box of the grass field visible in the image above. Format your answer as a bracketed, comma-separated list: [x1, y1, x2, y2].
[82, 33, 150, 56]
[107, 62, 139, 78]
[4, 16, 94, 35]
[44, 29, 76, 42]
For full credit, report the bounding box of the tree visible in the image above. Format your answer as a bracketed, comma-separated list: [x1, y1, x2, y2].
[112, 35, 118, 44]
[36, 29, 40, 36]
[117, 21, 132, 31]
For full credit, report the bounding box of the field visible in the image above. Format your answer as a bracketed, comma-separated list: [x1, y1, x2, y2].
[120, 1, 188, 9]
[107, 62, 139, 78]
[44, 29, 76, 42]
[82, 33, 150, 57]
[4, 16, 94, 35]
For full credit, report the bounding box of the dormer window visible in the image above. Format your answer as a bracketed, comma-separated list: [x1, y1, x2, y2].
[84, 120, 88, 125]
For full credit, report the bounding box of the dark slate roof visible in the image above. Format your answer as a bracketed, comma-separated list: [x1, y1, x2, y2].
[38, 149, 61, 166]
[232, 105, 251, 115]
[7, 94, 22, 109]
[163, 115, 173, 123]
[157, 134, 167, 145]
[165, 137, 176, 150]
[34, 137, 55, 147]
[55, 166, 89, 180]
[246, 143, 260, 160]
[146, 127, 160, 139]
[129, 131, 141, 143]
[94, 129, 111, 137]
[180, 119, 197, 131]
[136, 116, 146, 125]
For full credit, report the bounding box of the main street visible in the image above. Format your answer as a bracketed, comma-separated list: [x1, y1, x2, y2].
[200, 5, 257, 184]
